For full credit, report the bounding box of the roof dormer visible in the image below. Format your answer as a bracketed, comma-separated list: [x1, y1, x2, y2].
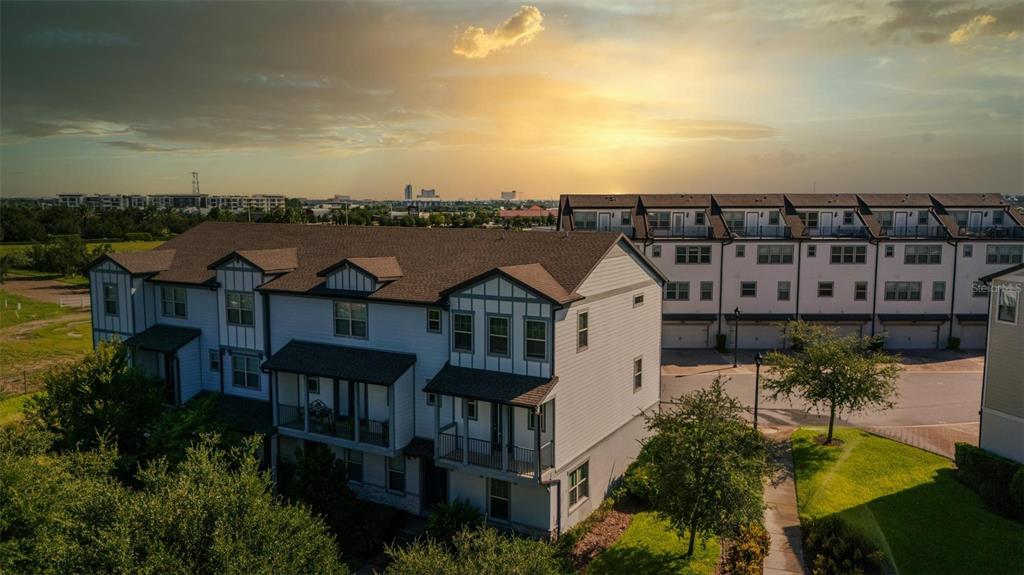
[317, 256, 403, 292]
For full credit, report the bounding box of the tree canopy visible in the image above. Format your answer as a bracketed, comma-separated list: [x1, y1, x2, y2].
[384, 527, 563, 575]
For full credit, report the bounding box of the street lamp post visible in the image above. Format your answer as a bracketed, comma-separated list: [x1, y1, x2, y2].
[733, 307, 741, 368]
[754, 352, 763, 430]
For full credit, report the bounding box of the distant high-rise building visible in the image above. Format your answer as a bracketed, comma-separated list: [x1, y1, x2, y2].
[404, 184, 413, 201]
[500, 190, 518, 201]
[417, 188, 438, 199]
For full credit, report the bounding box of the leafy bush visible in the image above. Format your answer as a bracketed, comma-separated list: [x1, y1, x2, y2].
[722, 522, 770, 575]
[1011, 468, 1024, 514]
[385, 527, 561, 575]
[426, 499, 483, 543]
[124, 232, 153, 241]
[954, 442, 1023, 518]
[616, 456, 656, 505]
[142, 393, 228, 466]
[803, 516, 884, 575]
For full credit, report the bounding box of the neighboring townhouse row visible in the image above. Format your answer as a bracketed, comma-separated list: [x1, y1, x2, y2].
[978, 263, 1023, 463]
[558, 193, 1024, 350]
[86, 222, 664, 535]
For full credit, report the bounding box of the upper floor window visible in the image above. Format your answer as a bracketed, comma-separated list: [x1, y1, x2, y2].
[843, 211, 855, 225]
[993, 211, 1005, 225]
[464, 399, 478, 420]
[932, 281, 946, 301]
[884, 281, 921, 301]
[161, 286, 187, 318]
[818, 282, 834, 298]
[694, 211, 706, 225]
[800, 212, 819, 228]
[649, 212, 670, 229]
[877, 211, 893, 227]
[700, 281, 714, 301]
[575, 212, 596, 230]
[334, 301, 368, 338]
[741, 282, 757, 297]
[453, 313, 473, 352]
[905, 245, 942, 264]
[620, 211, 631, 225]
[633, 356, 643, 391]
[226, 292, 255, 326]
[103, 283, 118, 316]
[736, 245, 746, 258]
[831, 245, 867, 264]
[666, 282, 690, 301]
[997, 287, 1019, 324]
[306, 376, 320, 394]
[676, 245, 711, 264]
[768, 211, 780, 226]
[807, 245, 817, 258]
[884, 245, 895, 258]
[917, 211, 930, 225]
[964, 245, 973, 258]
[577, 311, 589, 351]
[652, 245, 662, 257]
[723, 212, 744, 229]
[525, 319, 547, 361]
[777, 281, 791, 301]
[528, 404, 547, 432]
[488, 316, 510, 357]
[427, 308, 442, 333]
[232, 355, 260, 390]
[855, 282, 868, 301]
[987, 245, 1023, 265]
[757, 245, 793, 264]
[633, 294, 644, 307]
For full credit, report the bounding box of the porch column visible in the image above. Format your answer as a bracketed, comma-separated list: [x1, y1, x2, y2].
[303, 373, 310, 434]
[501, 405, 510, 472]
[271, 371, 278, 427]
[388, 384, 395, 449]
[461, 398, 469, 465]
[354, 381, 361, 443]
[434, 393, 441, 460]
[534, 406, 542, 479]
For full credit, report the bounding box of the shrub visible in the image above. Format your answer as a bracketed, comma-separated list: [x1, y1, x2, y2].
[947, 336, 961, 351]
[124, 232, 153, 241]
[723, 522, 771, 575]
[803, 516, 884, 575]
[617, 457, 656, 505]
[716, 333, 728, 353]
[1011, 468, 1024, 514]
[385, 527, 561, 575]
[426, 499, 483, 543]
[954, 442, 1023, 518]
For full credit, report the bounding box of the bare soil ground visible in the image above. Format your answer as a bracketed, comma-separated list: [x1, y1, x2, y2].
[0, 277, 90, 306]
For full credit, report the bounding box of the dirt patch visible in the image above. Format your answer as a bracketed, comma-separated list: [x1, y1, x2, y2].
[571, 508, 634, 570]
[0, 277, 90, 306]
[0, 312, 90, 341]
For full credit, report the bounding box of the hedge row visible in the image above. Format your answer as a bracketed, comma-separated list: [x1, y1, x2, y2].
[954, 442, 1024, 519]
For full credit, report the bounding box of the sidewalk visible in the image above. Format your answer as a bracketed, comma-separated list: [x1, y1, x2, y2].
[763, 427, 807, 575]
[865, 422, 979, 459]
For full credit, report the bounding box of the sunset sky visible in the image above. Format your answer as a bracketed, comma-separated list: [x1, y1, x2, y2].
[1, 1, 1021, 200]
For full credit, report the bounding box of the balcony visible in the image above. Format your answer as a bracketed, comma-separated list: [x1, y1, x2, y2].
[956, 225, 1024, 239]
[649, 225, 714, 239]
[881, 225, 947, 238]
[438, 423, 555, 478]
[729, 224, 791, 239]
[806, 225, 870, 238]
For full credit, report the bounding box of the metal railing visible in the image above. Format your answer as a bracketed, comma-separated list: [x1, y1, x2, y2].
[957, 225, 1024, 238]
[805, 225, 869, 238]
[729, 224, 791, 238]
[277, 405, 303, 430]
[880, 225, 946, 238]
[359, 418, 390, 447]
[438, 431, 463, 463]
[467, 437, 502, 469]
[649, 225, 713, 238]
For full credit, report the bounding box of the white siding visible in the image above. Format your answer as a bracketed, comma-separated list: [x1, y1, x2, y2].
[178, 338, 202, 403]
[215, 258, 264, 352]
[89, 260, 134, 344]
[327, 266, 378, 292]
[154, 286, 221, 393]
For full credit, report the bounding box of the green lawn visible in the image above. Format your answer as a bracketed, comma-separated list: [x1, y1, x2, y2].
[0, 290, 74, 329]
[792, 427, 1024, 575]
[0, 393, 36, 426]
[0, 317, 92, 394]
[0, 239, 164, 257]
[588, 512, 720, 575]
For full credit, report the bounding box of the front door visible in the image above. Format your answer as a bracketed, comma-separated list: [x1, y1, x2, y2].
[671, 212, 685, 235]
[422, 458, 448, 511]
[969, 211, 983, 231]
[597, 212, 612, 231]
[894, 211, 909, 234]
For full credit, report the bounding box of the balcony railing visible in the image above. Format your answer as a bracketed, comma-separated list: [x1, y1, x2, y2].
[359, 418, 390, 447]
[729, 224, 791, 238]
[956, 225, 1024, 238]
[467, 437, 503, 469]
[806, 225, 869, 238]
[438, 430, 463, 463]
[278, 405, 303, 431]
[437, 425, 555, 477]
[881, 225, 946, 238]
[649, 225, 713, 238]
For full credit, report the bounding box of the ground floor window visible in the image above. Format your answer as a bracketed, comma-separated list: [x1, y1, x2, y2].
[488, 478, 510, 521]
[209, 350, 220, 372]
[232, 355, 260, 389]
[388, 455, 406, 493]
[569, 461, 589, 507]
[346, 449, 363, 482]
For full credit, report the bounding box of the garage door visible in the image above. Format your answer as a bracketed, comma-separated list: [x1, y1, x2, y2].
[662, 323, 710, 349]
[958, 325, 987, 350]
[735, 324, 785, 350]
[883, 325, 940, 349]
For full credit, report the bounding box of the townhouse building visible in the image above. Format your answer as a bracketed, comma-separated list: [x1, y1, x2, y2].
[558, 193, 1024, 350]
[978, 264, 1023, 463]
[86, 222, 664, 534]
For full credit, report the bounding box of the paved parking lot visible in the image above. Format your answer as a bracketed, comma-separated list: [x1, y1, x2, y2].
[661, 348, 984, 457]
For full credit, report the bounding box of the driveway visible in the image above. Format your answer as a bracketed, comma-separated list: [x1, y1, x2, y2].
[661, 348, 983, 458]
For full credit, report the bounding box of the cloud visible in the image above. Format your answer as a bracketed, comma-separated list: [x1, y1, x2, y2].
[453, 5, 544, 59]
[949, 14, 998, 44]
[100, 140, 182, 153]
[877, 1, 1022, 44]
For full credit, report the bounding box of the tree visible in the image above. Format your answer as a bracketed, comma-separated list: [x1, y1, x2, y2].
[762, 321, 901, 444]
[384, 527, 562, 575]
[641, 378, 771, 556]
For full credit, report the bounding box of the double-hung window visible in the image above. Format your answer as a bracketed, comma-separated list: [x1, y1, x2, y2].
[464, 399, 478, 420]
[676, 245, 712, 264]
[884, 281, 921, 301]
[700, 281, 714, 301]
[777, 281, 791, 301]
[633, 357, 643, 391]
[209, 350, 221, 371]
[997, 287, 1019, 324]
[843, 211, 855, 225]
[103, 283, 118, 316]
[453, 313, 473, 352]
[666, 282, 690, 300]
[346, 449, 363, 482]
[388, 456, 406, 493]
[569, 462, 590, 507]
[917, 211, 930, 225]
[306, 376, 320, 394]
[577, 311, 589, 351]
[427, 308, 442, 333]
[741, 282, 757, 297]
[736, 245, 746, 258]
[488, 316, 510, 356]
[232, 355, 260, 389]
[905, 245, 942, 264]
[226, 292, 255, 326]
[987, 245, 1024, 264]
[854, 282, 868, 301]
[525, 319, 547, 361]
[800, 212, 819, 229]
[757, 245, 793, 264]
[830, 245, 867, 264]
[932, 281, 946, 301]
[488, 479, 510, 521]
[334, 301, 368, 338]
[818, 282, 834, 298]
[161, 286, 187, 318]
[993, 211, 1005, 225]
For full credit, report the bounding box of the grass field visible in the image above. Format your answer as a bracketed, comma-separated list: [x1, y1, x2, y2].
[0, 393, 36, 426]
[588, 512, 720, 575]
[0, 239, 164, 257]
[0, 290, 74, 328]
[792, 427, 1024, 575]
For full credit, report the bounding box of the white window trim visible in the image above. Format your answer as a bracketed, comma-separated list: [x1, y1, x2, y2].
[995, 285, 1020, 326]
[333, 301, 369, 339]
[524, 318, 548, 362]
[427, 307, 443, 333]
[568, 461, 590, 509]
[576, 310, 589, 352]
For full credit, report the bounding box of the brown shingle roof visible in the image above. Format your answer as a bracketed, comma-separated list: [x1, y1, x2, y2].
[714, 194, 786, 207]
[319, 256, 403, 282]
[857, 193, 933, 207]
[423, 364, 557, 407]
[147, 222, 624, 304]
[639, 194, 712, 208]
[208, 248, 298, 273]
[785, 194, 860, 207]
[495, 263, 577, 304]
[101, 250, 177, 275]
[929, 193, 1007, 207]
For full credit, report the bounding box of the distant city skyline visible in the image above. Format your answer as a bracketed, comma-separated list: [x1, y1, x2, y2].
[2, 1, 1022, 199]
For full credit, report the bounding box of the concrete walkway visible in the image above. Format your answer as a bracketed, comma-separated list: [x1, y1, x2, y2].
[865, 422, 979, 459]
[763, 427, 807, 575]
